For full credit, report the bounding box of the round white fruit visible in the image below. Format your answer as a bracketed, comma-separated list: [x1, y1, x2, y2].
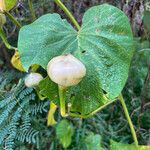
[25, 73, 43, 87]
[47, 54, 86, 87]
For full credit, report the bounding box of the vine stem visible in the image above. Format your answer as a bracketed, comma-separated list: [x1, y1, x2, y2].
[0, 27, 16, 50]
[28, 0, 36, 21]
[4, 11, 22, 28]
[118, 94, 139, 148]
[54, 0, 80, 31]
[58, 85, 68, 117]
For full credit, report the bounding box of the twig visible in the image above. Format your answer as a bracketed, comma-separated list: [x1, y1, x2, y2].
[4, 11, 22, 28]
[54, 0, 80, 31]
[28, 0, 36, 21]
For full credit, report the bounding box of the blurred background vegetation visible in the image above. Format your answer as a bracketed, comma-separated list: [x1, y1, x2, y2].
[0, 0, 150, 149]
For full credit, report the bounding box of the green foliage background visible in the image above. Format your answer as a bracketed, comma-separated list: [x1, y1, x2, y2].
[0, 0, 149, 150]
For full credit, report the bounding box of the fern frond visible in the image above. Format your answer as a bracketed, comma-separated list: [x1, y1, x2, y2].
[0, 70, 49, 149]
[30, 101, 49, 115]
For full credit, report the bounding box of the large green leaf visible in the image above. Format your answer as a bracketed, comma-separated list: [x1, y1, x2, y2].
[110, 140, 150, 150]
[18, 4, 134, 115]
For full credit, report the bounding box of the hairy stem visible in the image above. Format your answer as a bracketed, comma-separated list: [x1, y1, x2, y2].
[0, 27, 16, 50]
[4, 11, 22, 28]
[118, 94, 139, 148]
[54, 0, 80, 31]
[58, 85, 67, 117]
[28, 0, 36, 21]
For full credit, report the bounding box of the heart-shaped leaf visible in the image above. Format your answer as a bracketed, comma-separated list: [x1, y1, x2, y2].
[18, 4, 134, 115]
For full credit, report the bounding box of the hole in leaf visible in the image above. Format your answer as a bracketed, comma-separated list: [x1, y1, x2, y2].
[102, 89, 107, 94]
[82, 50, 86, 54]
[70, 111, 81, 115]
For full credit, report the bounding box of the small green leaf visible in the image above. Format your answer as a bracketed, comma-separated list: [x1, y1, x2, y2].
[0, 0, 17, 11]
[85, 132, 104, 150]
[38, 77, 59, 104]
[110, 140, 150, 150]
[56, 120, 74, 148]
[5, 0, 17, 11]
[11, 51, 25, 72]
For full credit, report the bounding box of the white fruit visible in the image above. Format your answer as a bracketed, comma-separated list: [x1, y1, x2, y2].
[47, 54, 86, 87]
[25, 73, 43, 87]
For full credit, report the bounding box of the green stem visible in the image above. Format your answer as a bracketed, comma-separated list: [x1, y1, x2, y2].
[54, 0, 80, 31]
[28, 0, 36, 21]
[0, 27, 16, 50]
[118, 94, 139, 148]
[58, 85, 68, 117]
[69, 99, 117, 118]
[4, 11, 22, 28]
